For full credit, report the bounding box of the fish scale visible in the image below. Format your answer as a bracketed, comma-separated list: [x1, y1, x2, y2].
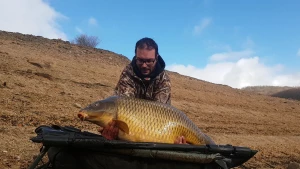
[78, 96, 215, 145]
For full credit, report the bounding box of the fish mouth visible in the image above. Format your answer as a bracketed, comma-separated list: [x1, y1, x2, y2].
[77, 112, 88, 121]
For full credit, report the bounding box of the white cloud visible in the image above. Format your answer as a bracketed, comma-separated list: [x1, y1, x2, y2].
[167, 62, 235, 85]
[193, 18, 212, 35]
[88, 17, 98, 26]
[166, 51, 300, 89]
[0, 0, 68, 40]
[297, 49, 300, 57]
[210, 50, 254, 62]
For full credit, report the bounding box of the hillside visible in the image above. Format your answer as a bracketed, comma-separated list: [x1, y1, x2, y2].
[242, 86, 300, 101]
[241, 86, 295, 95]
[0, 30, 300, 169]
[271, 88, 300, 101]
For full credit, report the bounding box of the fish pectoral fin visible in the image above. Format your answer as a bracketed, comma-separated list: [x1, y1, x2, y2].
[113, 120, 129, 134]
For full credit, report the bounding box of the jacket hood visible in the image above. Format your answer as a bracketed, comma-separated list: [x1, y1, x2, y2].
[131, 54, 166, 80]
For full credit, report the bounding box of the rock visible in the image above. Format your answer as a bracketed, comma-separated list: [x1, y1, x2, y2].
[288, 162, 300, 169]
[27, 60, 43, 68]
[74, 103, 82, 108]
[14, 156, 21, 160]
[34, 72, 53, 80]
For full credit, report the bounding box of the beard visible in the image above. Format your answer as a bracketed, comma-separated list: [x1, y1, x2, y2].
[140, 67, 151, 75]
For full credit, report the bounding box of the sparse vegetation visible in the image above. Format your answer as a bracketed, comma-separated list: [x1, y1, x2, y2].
[271, 88, 300, 101]
[72, 34, 100, 48]
[241, 85, 296, 95]
[242, 85, 300, 101]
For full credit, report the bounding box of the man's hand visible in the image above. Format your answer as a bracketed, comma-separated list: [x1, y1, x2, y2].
[174, 136, 188, 144]
[98, 121, 119, 140]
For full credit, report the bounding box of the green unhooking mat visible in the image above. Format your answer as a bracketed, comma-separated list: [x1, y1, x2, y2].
[28, 125, 258, 169]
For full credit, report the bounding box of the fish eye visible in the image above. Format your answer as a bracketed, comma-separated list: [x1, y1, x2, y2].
[90, 102, 99, 108]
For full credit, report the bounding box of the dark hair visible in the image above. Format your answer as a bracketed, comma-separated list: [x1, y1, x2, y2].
[135, 37, 158, 56]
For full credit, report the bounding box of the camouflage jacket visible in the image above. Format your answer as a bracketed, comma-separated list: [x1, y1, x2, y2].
[114, 55, 171, 105]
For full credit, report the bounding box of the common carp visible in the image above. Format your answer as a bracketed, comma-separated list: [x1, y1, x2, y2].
[77, 95, 215, 145]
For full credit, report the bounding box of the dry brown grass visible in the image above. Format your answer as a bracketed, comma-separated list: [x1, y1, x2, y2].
[0, 30, 299, 169]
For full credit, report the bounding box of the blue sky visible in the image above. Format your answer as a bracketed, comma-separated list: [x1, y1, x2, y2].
[0, 0, 299, 88]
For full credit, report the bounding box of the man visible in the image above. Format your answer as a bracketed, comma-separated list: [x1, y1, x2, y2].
[100, 37, 186, 144]
[114, 37, 171, 104]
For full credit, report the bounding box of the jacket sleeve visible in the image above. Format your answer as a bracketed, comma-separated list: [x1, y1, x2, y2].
[114, 68, 136, 97]
[153, 71, 171, 105]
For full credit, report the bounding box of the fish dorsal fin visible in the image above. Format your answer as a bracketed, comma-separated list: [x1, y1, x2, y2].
[113, 120, 129, 134]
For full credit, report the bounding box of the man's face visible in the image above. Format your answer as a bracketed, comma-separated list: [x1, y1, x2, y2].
[135, 48, 157, 76]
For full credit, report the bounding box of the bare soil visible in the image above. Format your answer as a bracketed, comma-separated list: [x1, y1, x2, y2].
[0, 31, 299, 169]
